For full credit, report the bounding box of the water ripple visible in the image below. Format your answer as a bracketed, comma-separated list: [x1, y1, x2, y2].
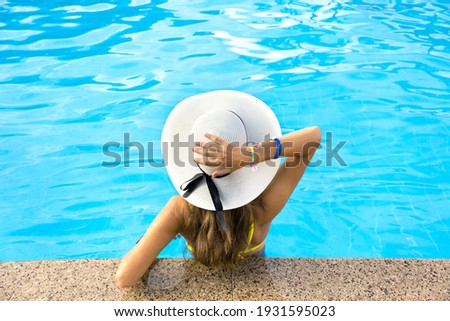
[52, 3, 117, 13]
[1, 0, 449, 261]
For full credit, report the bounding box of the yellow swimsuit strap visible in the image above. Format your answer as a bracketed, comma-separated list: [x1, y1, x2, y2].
[240, 207, 266, 254]
[185, 205, 265, 255]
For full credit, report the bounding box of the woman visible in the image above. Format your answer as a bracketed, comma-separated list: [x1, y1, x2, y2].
[116, 90, 321, 288]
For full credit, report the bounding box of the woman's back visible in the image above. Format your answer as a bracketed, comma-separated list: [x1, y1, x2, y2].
[178, 199, 270, 257]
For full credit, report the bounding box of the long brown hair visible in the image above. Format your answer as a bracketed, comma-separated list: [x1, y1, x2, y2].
[182, 204, 253, 268]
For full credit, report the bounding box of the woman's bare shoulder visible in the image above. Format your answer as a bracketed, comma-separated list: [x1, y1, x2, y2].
[169, 195, 189, 229]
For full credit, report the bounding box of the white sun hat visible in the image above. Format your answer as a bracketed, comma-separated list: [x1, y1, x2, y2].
[161, 90, 281, 211]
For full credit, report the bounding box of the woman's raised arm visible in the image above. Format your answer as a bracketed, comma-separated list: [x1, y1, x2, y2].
[256, 126, 322, 222]
[192, 126, 321, 223]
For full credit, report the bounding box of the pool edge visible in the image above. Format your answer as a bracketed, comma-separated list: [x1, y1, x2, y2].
[1, 258, 449, 300]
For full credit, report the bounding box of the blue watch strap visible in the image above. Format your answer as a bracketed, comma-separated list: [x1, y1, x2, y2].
[273, 138, 282, 159]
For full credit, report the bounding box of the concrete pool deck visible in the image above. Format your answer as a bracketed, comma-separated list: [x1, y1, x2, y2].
[1, 258, 449, 300]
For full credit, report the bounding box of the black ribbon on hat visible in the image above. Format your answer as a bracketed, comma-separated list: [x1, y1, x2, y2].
[180, 166, 227, 231]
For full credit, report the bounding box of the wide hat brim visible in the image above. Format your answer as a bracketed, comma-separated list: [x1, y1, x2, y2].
[161, 90, 281, 210]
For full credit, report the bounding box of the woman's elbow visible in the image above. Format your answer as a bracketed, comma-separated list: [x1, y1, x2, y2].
[115, 269, 136, 289]
[311, 126, 322, 144]
[115, 270, 127, 289]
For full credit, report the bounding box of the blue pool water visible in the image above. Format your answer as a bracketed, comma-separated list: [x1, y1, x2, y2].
[1, 0, 449, 262]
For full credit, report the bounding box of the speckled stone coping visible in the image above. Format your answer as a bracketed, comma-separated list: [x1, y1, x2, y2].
[1, 258, 449, 301]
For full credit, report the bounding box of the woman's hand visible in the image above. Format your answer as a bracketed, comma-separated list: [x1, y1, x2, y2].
[192, 133, 251, 177]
